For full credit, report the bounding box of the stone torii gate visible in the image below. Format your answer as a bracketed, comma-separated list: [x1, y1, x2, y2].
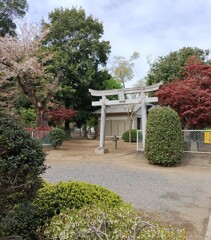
[89, 81, 162, 154]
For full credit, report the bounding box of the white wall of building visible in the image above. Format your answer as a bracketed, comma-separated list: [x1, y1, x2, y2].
[98, 114, 142, 137]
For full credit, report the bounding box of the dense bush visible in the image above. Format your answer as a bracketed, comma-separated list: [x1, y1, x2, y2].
[144, 107, 183, 166]
[49, 128, 65, 148]
[34, 181, 124, 220]
[1, 202, 40, 239]
[122, 129, 138, 142]
[45, 205, 186, 239]
[0, 112, 46, 237]
[5, 181, 124, 239]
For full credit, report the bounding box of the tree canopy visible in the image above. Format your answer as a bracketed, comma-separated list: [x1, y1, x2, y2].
[0, 23, 60, 126]
[156, 57, 211, 129]
[146, 47, 210, 85]
[109, 52, 140, 88]
[42, 7, 111, 128]
[48, 107, 76, 126]
[0, 0, 28, 36]
[102, 77, 122, 90]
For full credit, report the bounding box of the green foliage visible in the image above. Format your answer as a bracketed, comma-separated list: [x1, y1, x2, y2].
[0, 0, 28, 36]
[122, 129, 138, 142]
[0, 112, 46, 237]
[1, 201, 40, 239]
[34, 181, 124, 219]
[36, 181, 124, 234]
[1, 181, 124, 239]
[144, 107, 183, 166]
[17, 94, 32, 109]
[86, 116, 98, 129]
[45, 205, 186, 239]
[49, 128, 65, 148]
[42, 7, 111, 127]
[41, 181, 123, 238]
[102, 77, 123, 100]
[19, 108, 37, 127]
[103, 77, 122, 90]
[146, 47, 210, 85]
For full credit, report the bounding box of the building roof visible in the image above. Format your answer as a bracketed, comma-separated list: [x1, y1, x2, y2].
[93, 104, 142, 114]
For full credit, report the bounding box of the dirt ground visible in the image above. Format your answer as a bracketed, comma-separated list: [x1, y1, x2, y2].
[44, 138, 211, 240]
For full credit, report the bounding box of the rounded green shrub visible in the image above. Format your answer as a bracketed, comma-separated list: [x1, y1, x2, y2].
[49, 128, 65, 148]
[144, 107, 183, 166]
[34, 181, 124, 218]
[44, 205, 186, 239]
[122, 129, 138, 142]
[34, 181, 124, 228]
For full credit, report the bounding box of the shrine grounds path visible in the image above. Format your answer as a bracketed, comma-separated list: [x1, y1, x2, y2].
[43, 139, 211, 240]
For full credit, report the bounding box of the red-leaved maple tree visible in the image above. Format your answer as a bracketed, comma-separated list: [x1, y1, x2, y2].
[156, 57, 211, 129]
[48, 107, 76, 126]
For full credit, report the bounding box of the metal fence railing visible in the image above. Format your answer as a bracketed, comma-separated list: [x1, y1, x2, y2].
[137, 129, 211, 153]
[183, 130, 211, 153]
[27, 130, 51, 145]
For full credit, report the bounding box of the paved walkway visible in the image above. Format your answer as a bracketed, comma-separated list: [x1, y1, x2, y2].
[43, 139, 211, 240]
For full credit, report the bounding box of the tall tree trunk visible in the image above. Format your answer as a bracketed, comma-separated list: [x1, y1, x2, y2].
[36, 106, 48, 127]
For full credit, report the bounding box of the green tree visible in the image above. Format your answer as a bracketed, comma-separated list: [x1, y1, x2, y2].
[0, 0, 28, 36]
[102, 77, 122, 90]
[146, 47, 210, 85]
[109, 52, 140, 88]
[42, 7, 111, 129]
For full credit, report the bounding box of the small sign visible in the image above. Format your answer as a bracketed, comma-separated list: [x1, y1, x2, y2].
[204, 132, 211, 144]
[118, 90, 125, 102]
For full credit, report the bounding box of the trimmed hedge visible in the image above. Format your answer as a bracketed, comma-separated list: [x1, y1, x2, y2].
[49, 128, 65, 148]
[122, 129, 138, 142]
[144, 107, 183, 166]
[34, 181, 124, 217]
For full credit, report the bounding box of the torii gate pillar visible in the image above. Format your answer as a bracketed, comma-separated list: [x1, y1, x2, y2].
[95, 96, 109, 154]
[141, 91, 147, 149]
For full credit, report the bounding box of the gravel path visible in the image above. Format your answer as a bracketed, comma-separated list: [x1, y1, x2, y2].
[43, 139, 211, 240]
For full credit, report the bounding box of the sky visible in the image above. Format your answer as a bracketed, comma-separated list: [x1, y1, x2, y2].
[25, 0, 211, 87]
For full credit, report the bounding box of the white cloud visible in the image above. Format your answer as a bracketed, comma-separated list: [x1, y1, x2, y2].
[26, 0, 211, 86]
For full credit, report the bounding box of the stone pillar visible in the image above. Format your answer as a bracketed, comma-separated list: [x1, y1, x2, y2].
[141, 92, 147, 150]
[95, 96, 109, 154]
